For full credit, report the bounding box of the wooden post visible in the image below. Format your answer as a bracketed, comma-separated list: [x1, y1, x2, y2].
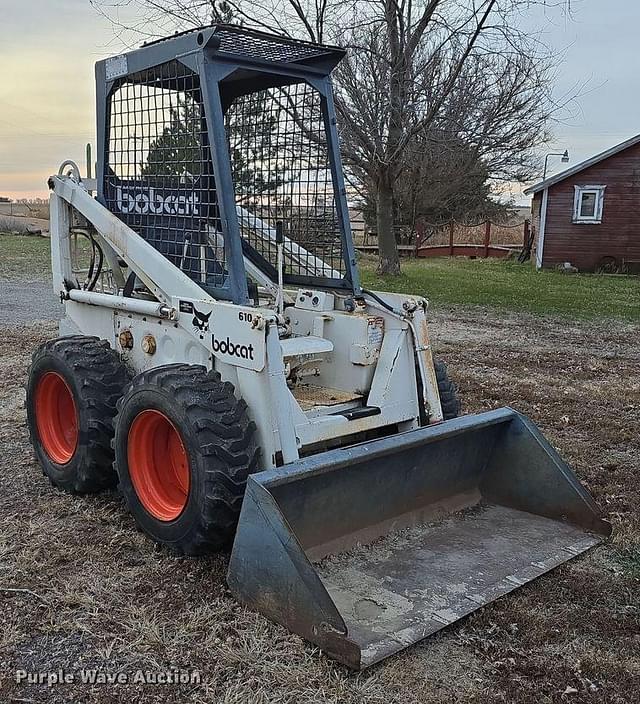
[523, 219, 530, 249]
[449, 221, 455, 256]
[484, 220, 491, 258]
[415, 220, 424, 257]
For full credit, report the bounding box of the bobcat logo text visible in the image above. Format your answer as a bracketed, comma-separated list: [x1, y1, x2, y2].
[116, 186, 200, 216]
[211, 335, 255, 361]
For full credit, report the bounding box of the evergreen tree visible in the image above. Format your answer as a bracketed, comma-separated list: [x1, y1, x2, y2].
[141, 91, 284, 199]
[141, 98, 203, 181]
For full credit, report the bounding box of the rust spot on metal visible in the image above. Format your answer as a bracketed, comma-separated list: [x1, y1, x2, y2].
[118, 329, 134, 349]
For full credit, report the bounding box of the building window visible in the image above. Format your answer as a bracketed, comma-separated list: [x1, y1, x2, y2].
[573, 185, 606, 223]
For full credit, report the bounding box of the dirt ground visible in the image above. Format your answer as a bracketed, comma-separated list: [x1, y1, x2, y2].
[0, 293, 638, 702]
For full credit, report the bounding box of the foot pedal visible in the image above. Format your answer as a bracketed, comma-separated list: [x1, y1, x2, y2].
[337, 406, 381, 421]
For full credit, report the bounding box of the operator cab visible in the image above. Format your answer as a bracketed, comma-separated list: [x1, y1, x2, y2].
[97, 24, 360, 307]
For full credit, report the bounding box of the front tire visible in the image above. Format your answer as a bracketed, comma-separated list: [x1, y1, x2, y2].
[26, 336, 128, 493]
[113, 364, 260, 555]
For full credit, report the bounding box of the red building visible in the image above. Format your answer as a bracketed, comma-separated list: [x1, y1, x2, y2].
[524, 135, 640, 272]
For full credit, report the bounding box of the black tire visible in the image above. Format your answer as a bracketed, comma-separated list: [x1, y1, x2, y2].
[434, 359, 461, 420]
[113, 364, 260, 555]
[26, 336, 128, 493]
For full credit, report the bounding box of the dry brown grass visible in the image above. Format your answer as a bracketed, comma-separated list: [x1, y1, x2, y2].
[1, 311, 638, 703]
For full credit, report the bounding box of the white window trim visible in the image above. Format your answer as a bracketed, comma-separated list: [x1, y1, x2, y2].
[573, 185, 606, 224]
[535, 187, 548, 269]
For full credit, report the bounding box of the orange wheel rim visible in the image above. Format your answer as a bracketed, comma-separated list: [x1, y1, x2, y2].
[127, 410, 190, 521]
[34, 371, 78, 464]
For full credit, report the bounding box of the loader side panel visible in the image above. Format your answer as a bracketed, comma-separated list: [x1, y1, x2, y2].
[480, 413, 609, 533]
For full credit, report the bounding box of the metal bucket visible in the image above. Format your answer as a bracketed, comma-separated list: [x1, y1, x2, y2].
[228, 408, 610, 669]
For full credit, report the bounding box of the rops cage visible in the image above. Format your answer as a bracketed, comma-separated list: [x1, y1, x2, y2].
[96, 25, 360, 304]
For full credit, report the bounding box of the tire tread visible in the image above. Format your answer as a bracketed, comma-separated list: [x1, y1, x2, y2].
[27, 336, 127, 493]
[434, 359, 461, 420]
[114, 364, 259, 554]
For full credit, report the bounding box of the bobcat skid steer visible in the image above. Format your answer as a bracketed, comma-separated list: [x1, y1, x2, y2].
[27, 25, 610, 669]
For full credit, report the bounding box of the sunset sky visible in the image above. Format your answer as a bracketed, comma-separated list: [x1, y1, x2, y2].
[0, 0, 638, 202]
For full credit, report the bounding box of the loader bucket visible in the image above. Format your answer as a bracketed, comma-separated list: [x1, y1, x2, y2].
[228, 408, 610, 669]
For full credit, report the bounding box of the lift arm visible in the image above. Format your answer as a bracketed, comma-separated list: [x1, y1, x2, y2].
[49, 175, 211, 304]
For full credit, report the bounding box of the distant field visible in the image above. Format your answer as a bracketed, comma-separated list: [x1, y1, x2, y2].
[422, 220, 526, 246]
[0, 200, 49, 219]
[361, 256, 640, 321]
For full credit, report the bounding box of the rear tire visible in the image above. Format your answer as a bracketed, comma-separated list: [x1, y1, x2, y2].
[113, 364, 260, 555]
[434, 359, 461, 420]
[26, 336, 128, 493]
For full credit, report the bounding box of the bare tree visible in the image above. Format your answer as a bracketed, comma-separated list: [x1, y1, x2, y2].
[329, 0, 569, 273]
[342, 20, 561, 235]
[95, 0, 571, 274]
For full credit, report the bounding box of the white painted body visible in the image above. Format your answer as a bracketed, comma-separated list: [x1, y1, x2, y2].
[49, 175, 443, 470]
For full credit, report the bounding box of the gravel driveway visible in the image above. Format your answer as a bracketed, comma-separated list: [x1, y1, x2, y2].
[0, 279, 62, 325]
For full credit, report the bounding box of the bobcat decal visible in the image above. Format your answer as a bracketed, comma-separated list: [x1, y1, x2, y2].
[192, 307, 212, 332]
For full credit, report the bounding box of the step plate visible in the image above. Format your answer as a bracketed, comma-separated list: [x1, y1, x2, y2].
[292, 384, 362, 411]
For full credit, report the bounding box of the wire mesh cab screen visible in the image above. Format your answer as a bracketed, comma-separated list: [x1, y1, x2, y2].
[226, 81, 346, 285]
[214, 26, 333, 64]
[103, 61, 226, 293]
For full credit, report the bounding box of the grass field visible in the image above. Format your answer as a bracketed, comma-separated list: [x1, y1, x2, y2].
[1, 233, 52, 280]
[2, 313, 639, 703]
[1, 232, 95, 282]
[361, 256, 640, 321]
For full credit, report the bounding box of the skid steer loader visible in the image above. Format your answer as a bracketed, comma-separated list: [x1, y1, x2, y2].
[26, 25, 610, 669]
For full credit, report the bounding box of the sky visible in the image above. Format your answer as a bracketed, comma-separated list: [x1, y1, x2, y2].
[0, 0, 638, 203]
